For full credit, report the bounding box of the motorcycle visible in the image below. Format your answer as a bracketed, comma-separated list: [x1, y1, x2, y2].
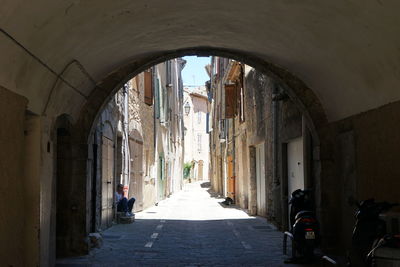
[284, 189, 321, 263]
[349, 198, 399, 266]
[367, 233, 400, 266]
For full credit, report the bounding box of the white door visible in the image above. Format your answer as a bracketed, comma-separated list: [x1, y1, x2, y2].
[129, 139, 144, 212]
[287, 137, 304, 197]
[256, 143, 266, 216]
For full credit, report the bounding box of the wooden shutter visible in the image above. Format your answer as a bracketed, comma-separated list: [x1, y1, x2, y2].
[225, 84, 236, 118]
[144, 70, 153, 106]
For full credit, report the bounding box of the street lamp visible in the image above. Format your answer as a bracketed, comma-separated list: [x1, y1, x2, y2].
[184, 102, 191, 115]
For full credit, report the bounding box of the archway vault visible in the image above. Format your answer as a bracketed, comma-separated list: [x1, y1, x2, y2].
[2, 0, 400, 125]
[77, 47, 327, 144]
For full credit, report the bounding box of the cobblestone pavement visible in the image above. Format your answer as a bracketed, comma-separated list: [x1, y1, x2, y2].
[56, 182, 326, 266]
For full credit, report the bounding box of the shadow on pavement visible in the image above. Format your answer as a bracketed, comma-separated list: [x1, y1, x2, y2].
[200, 181, 211, 188]
[56, 218, 297, 266]
[203, 183, 246, 210]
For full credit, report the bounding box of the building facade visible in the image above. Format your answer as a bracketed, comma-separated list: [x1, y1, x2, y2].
[153, 58, 186, 201]
[209, 57, 313, 233]
[183, 86, 210, 181]
[83, 58, 185, 241]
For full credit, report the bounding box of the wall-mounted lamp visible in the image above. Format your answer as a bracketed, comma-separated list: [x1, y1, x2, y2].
[184, 102, 191, 115]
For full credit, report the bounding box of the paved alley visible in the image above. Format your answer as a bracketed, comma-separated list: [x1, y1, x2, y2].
[56, 182, 309, 266]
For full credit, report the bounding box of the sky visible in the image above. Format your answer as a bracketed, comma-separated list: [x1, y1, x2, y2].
[181, 56, 211, 86]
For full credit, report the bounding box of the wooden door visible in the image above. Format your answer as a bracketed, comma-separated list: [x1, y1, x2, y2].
[158, 156, 165, 201]
[256, 143, 266, 216]
[101, 136, 114, 229]
[129, 138, 144, 212]
[227, 156, 235, 200]
[198, 160, 204, 180]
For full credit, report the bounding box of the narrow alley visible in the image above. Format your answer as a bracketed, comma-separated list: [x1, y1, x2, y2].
[57, 182, 295, 266]
[3, 3, 400, 266]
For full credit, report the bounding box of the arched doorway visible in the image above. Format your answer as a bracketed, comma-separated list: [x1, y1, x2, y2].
[53, 115, 74, 258]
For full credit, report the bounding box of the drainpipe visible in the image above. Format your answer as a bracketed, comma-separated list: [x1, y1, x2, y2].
[232, 116, 236, 202]
[272, 84, 279, 186]
[272, 83, 280, 224]
[272, 84, 289, 228]
[152, 68, 159, 202]
[123, 83, 131, 196]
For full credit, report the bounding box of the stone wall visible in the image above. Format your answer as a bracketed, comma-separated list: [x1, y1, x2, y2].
[0, 86, 28, 266]
[243, 68, 274, 218]
[129, 76, 156, 210]
[318, 99, 400, 252]
[23, 113, 41, 266]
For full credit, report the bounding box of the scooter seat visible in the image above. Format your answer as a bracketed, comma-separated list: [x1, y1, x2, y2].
[295, 210, 315, 220]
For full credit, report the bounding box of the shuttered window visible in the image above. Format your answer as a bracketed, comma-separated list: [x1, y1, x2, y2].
[155, 78, 160, 119]
[206, 113, 210, 133]
[225, 84, 236, 118]
[144, 70, 153, 106]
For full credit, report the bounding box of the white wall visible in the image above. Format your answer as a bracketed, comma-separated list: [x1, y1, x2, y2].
[183, 87, 210, 181]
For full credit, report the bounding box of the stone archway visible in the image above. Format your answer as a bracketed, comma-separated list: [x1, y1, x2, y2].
[58, 48, 327, 258]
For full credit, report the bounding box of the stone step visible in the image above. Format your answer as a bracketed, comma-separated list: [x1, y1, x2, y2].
[117, 212, 135, 224]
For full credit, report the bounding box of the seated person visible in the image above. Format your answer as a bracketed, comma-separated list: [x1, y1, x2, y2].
[115, 183, 135, 216]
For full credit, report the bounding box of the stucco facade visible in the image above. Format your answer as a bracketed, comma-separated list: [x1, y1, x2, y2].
[183, 86, 210, 181]
[153, 59, 186, 201]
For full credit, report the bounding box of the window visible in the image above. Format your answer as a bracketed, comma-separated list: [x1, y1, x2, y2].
[225, 84, 236, 118]
[145, 150, 149, 176]
[197, 134, 202, 152]
[166, 61, 172, 86]
[155, 77, 160, 119]
[197, 112, 201, 124]
[219, 120, 226, 139]
[144, 69, 153, 106]
[206, 113, 210, 133]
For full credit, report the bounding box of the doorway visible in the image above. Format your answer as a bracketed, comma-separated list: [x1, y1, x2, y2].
[55, 124, 72, 257]
[129, 138, 144, 212]
[255, 143, 266, 216]
[227, 155, 235, 201]
[287, 136, 304, 197]
[198, 160, 204, 180]
[101, 136, 114, 229]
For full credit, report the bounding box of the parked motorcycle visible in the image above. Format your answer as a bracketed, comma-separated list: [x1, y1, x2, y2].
[367, 233, 400, 266]
[349, 198, 399, 266]
[284, 189, 321, 263]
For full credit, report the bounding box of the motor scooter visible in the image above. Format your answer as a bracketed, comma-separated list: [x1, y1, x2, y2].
[284, 189, 321, 263]
[367, 233, 400, 266]
[349, 198, 399, 266]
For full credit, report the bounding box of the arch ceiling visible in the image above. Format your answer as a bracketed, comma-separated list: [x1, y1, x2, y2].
[1, 1, 400, 121]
